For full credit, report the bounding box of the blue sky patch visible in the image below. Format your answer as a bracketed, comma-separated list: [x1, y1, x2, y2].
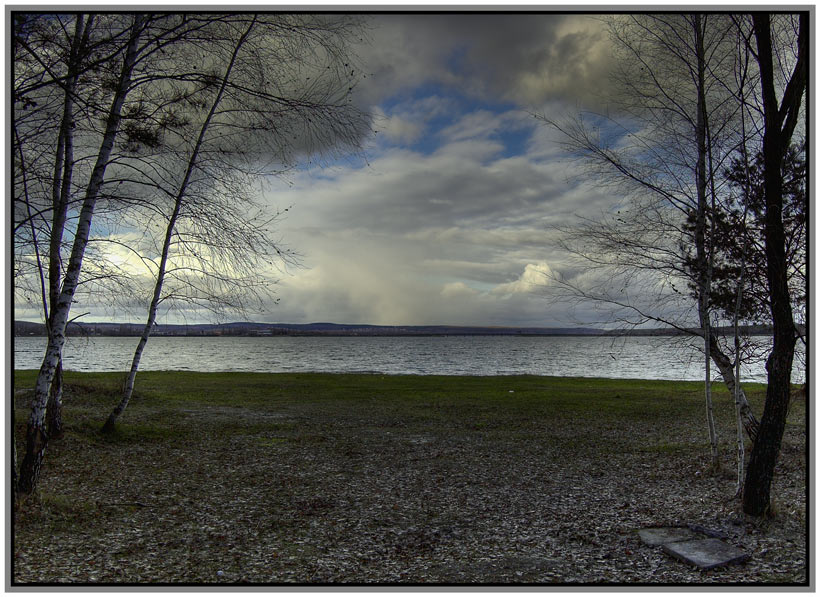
[379, 82, 533, 159]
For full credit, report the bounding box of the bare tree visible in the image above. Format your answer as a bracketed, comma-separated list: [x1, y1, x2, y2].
[13, 14, 210, 445]
[14, 14, 90, 439]
[535, 14, 761, 455]
[101, 17, 261, 433]
[14, 13, 235, 501]
[729, 34, 754, 496]
[15, 13, 148, 502]
[742, 12, 806, 518]
[13, 13, 372, 499]
[99, 14, 369, 431]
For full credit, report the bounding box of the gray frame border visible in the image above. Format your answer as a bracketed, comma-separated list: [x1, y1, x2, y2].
[4, 3, 814, 592]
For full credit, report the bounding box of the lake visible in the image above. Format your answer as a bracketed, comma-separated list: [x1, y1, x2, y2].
[12, 334, 805, 383]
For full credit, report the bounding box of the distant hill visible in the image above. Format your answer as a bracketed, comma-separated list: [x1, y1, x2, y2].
[13, 320, 789, 338]
[14, 320, 604, 337]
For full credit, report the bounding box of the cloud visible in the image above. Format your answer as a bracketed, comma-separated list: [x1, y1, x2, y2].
[279, 115, 612, 235]
[354, 14, 615, 108]
[438, 109, 527, 143]
[372, 108, 424, 144]
[441, 281, 479, 299]
[242, 93, 629, 328]
[43, 95, 619, 329]
[492, 262, 553, 295]
[371, 96, 458, 146]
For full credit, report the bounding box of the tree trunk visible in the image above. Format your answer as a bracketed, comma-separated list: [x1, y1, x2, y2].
[744, 337, 796, 516]
[17, 15, 145, 503]
[733, 322, 745, 496]
[732, 253, 748, 496]
[45, 19, 87, 441]
[732, 66, 754, 496]
[46, 362, 64, 439]
[103, 332, 150, 433]
[742, 13, 805, 517]
[706, 335, 759, 441]
[693, 14, 719, 472]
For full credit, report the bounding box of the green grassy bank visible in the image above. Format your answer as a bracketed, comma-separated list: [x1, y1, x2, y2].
[12, 371, 806, 584]
[13, 369, 770, 435]
[12, 370, 773, 457]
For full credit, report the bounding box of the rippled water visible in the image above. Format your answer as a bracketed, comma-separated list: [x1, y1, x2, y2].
[13, 334, 805, 383]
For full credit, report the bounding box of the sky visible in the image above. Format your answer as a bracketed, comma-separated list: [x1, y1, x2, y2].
[239, 12, 623, 328]
[11, 11, 657, 328]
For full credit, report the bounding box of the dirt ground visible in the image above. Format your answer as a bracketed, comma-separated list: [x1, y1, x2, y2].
[12, 373, 807, 586]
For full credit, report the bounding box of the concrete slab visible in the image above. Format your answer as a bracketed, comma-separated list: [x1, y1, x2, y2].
[687, 523, 728, 539]
[662, 538, 750, 570]
[638, 527, 698, 546]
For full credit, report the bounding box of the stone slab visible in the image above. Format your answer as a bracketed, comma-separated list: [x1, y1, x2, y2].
[662, 538, 750, 570]
[687, 523, 728, 540]
[637, 527, 698, 546]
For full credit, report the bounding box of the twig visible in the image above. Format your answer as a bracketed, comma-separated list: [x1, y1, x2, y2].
[97, 501, 155, 508]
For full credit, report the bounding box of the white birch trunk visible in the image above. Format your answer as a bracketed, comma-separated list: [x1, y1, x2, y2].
[46, 17, 87, 440]
[701, 319, 720, 471]
[732, 54, 754, 495]
[694, 15, 720, 472]
[708, 337, 759, 442]
[103, 18, 256, 431]
[733, 305, 746, 496]
[17, 15, 145, 499]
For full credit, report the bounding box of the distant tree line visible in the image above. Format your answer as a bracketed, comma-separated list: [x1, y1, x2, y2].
[13, 319, 798, 338]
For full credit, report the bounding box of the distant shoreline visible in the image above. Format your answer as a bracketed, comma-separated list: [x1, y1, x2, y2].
[13, 320, 781, 338]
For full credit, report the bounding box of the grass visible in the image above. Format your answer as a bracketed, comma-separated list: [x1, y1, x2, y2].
[11, 370, 806, 585]
[12, 370, 778, 483]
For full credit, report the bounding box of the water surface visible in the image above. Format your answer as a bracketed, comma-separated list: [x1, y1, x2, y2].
[13, 334, 804, 383]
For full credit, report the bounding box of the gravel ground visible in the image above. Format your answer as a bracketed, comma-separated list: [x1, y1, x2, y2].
[12, 376, 807, 587]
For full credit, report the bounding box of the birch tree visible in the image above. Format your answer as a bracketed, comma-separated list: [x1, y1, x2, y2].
[100, 14, 368, 431]
[692, 13, 720, 471]
[38, 15, 95, 439]
[15, 13, 147, 501]
[13, 14, 91, 439]
[14, 13, 241, 501]
[729, 35, 754, 496]
[101, 19, 257, 432]
[14, 13, 371, 498]
[535, 14, 761, 453]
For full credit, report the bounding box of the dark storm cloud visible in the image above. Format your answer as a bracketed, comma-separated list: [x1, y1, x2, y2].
[355, 13, 614, 107]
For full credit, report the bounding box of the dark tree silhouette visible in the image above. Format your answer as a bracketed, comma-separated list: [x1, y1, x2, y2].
[742, 13, 807, 517]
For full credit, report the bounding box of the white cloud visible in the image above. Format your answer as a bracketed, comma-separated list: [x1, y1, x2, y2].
[433, 139, 505, 163]
[439, 109, 531, 144]
[492, 262, 553, 295]
[371, 96, 458, 146]
[440, 281, 479, 299]
[241, 100, 631, 328]
[372, 108, 424, 145]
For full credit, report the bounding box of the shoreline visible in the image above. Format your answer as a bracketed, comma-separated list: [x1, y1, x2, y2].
[12, 369, 792, 387]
